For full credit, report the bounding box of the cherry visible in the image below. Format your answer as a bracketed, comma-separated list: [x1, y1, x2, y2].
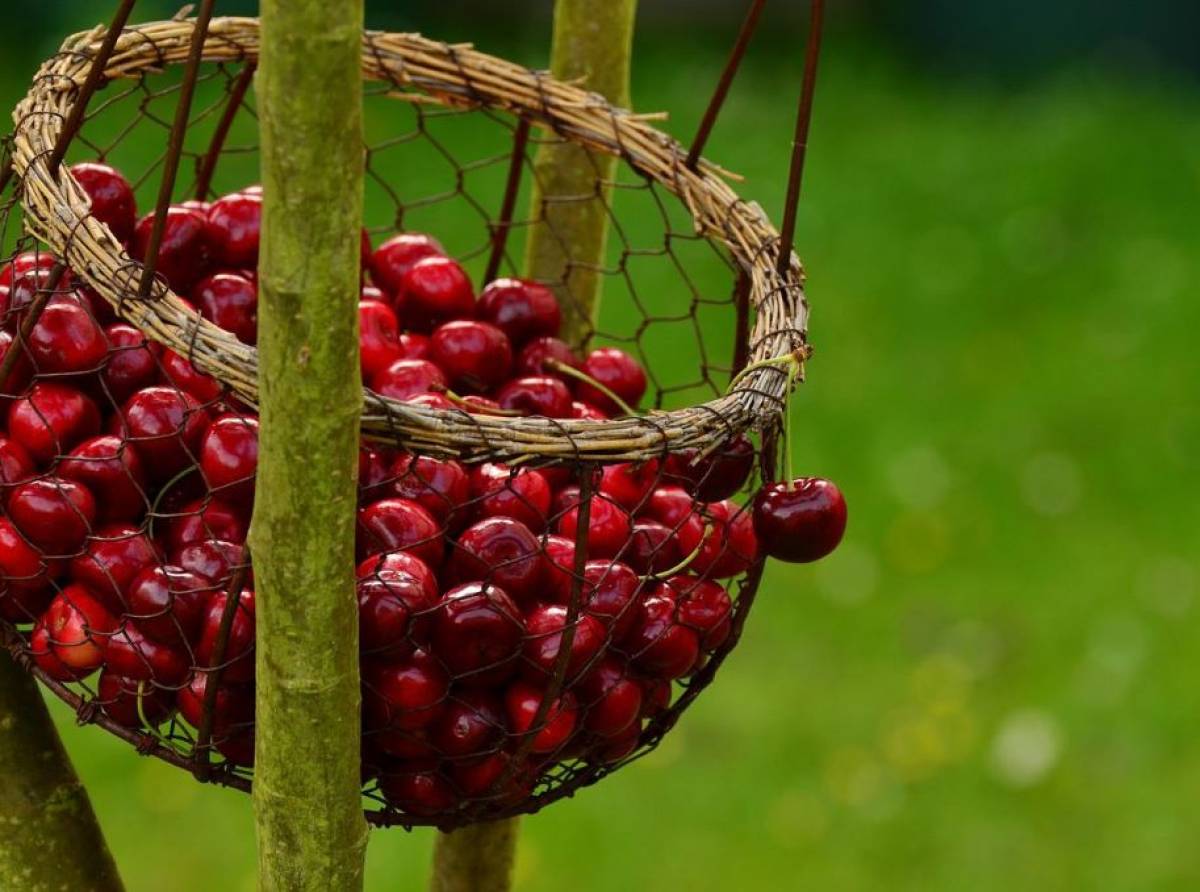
[429, 689, 505, 759]
[369, 233, 444, 296]
[378, 766, 457, 816]
[0, 251, 57, 288]
[357, 566, 437, 657]
[68, 523, 158, 613]
[363, 649, 449, 731]
[476, 278, 561, 345]
[359, 445, 395, 503]
[173, 539, 246, 588]
[504, 681, 578, 754]
[593, 718, 643, 763]
[177, 672, 255, 751]
[659, 575, 733, 651]
[70, 162, 136, 243]
[669, 434, 755, 502]
[120, 386, 208, 480]
[540, 534, 577, 604]
[7, 382, 101, 463]
[133, 205, 211, 292]
[626, 520, 679, 576]
[430, 583, 524, 686]
[514, 336, 580, 378]
[97, 669, 174, 728]
[29, 621, 75, 680]
[0, 435, 34, 488]
[399, 255, 474, 331]
[698, 500, 758, 578]
[624, 594, 700, 679]
[71, 282, 116, 327]
[0, 330, 32, 397]
[27, 299, 108, 374]
[599, 460, 661, 511]
[446, 517, 543, 605]
[397, 332, 431, 361]
[101, 323, 161, 403]
[360, 229, 373, 270]
[165, 497, 248, 552]
[200, 414, 258, 505]
[639, 677, 672, 719]
[358, 298, 403, 379]
[39, 585, 118, 677]
[389, 452, 470, 527]
[578, 560, 641, 640]
[370, 358, 447, 402]
[161, 349, 222, 403]
[7, 476, 96, 555]
[194, 272, 257, 345]
[406, 392, 455, 411]
[357, 551, 438, 604]
[554, 491, 633, 560]
[469, 464, 552, 532]
[367, 725, 438, 762]
[577, 657, 643, 737]
[752, 477, 847, 563]
[4, 267, 73, 323]
[644, 485, 700, 528]
[494, 375, 573, 419]
[571, 401, 608, 421]
[429, 320, 513, 392]
[103, 620, 190, 687]
[522, 604, 607, 682]
[574, 347, 647, 414]
[0, 518, 59, 622]
[357, 498, 444, 569]
[450, 751, 528, 801]
[194, 589, 256, 682]
[126, 563, 214, 648]
[58, 435, 148, 522]
[204, 191, 262, 268]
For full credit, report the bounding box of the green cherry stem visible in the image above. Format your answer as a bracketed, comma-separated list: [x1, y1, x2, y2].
[546, 358, 637, 417]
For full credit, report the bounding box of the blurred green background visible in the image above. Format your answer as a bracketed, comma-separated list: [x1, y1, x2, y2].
[4, 2, 1200, 890]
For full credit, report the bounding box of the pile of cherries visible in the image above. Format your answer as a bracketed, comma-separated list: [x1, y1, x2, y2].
[0, 161, 846, 818]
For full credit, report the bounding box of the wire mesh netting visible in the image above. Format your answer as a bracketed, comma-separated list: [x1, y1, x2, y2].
[0, 16, 806, 827]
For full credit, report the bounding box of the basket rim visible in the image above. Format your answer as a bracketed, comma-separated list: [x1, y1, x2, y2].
[9, 16, 808, 463]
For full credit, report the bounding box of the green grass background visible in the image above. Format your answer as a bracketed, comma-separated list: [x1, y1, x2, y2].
[2, 16, 1199, 892]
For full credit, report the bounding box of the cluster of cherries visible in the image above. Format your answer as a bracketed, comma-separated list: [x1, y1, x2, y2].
[0, 161, 846, 818]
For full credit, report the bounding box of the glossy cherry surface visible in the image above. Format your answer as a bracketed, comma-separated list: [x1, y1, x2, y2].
[752, 477, 847, 564]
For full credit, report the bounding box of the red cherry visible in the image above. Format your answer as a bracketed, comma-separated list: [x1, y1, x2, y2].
[39, 585, 118, 677]
[369, 233, 444, 296]
[494, 375, 572, 418]
[357, 498, 444, 568]
[397, 332, 431, 361]
[644, 485, 700, 528]
[389, 453, 470, 527]
[194, 272, 257, 345]
[7, 476, 96, 555]
[4, 267, 73, 322]
[133, 205, 211, 292]
[0, 518, 59, 622]
[363, 649, 449, 731]
[429, 689, 505, 759]
[752, 477, 847, 563]
[0, 251, 57, 288]
[624, 595, 700, 679]
[126, 563, 215, 648]
[194, 589, 256, 682]
[504, 681, 578, 754]
[120, 386, 209, 480]
[370, 358, 447, 401]
[103, 620, 190, 687]
[593, 718, 643, 763]
[570, 400, 609, 421]
[357, 566, 437, 658]
[574, 347, 647, 414]
[199, 414, 258, 505]
[358, 445, 395, 503]
[578, 560, 642, 640]
[70, 162, 136, 243]
[429, 582, 524, 686]
[177, 671, 254, 740]
[204, 191, 262, 268]
[659, 575, 733, 651]
[29, 621, 75, 680]
[406, 392, 455, 410]
[540, 534, 577, 604]
[68, 523, 158, 613]
[626, 520, 679, 576]
[378, 766, 457, 816]
[458, 394, 503, 415]
[367, 726, 438, 762]
[599, 460, 661, 511]
[522, 604, 607, 682]
[358, 551, 438, 602]
[669, 434, 755, 502]
[399, 256, 474, 331]
[469, 463, 552, 532]
[161, 349, 222, 403]
[450, 751, 528, 801]
[97, 669, 174, 728]
[58, 435, 148, 522]
[27, 300, 108, 374]
[7, 382, 101, 463]
[514, 336, 580, 378]
[0, 330, 33, 397]
[70, 282, 116, 327]
[165, 497, 248, 553]
[577, 657, 643, 737]
[554, 491, 633, 560]
[0, 435, 34, 488]
[358, 299, 403, 379]
[695, 500, 758, 578]
[446, 517, 543, 605]
[476, 278, 561, 345]
[640, 676, 672, 719]
[101, 323, 161, 403]
[172, 538, 247, 588]
[429, 320, 513, 392]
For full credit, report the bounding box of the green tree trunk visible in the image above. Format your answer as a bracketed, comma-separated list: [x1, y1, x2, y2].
[524, 0, 639, 350]
[252, 2, 369, 890]
[0, 654, 124, 891]
[431, 3, 638, 889]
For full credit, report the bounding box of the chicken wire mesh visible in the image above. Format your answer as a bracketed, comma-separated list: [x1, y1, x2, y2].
[0, 13, 809, 828]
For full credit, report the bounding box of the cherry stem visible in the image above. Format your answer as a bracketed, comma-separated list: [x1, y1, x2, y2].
[640, 523, 711, 581]
[783, 363, 798, 490]
[545, 358, 637, 417]
[442, 389, 524, 417]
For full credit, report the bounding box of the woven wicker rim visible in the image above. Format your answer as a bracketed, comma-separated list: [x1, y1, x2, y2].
[10, 17, 808, 463]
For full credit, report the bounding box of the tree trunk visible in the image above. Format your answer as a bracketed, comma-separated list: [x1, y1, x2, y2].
[524, 0, 640, 351]
[431, 3, 638, 888]
[0, 653, 124, 891]
[252, 2, 369, 890]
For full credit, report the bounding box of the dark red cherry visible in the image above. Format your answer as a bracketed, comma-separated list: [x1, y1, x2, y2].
[58, 435, 148, 522]
[504, 681, 578, 754]
[194, 589, 256, 682]
[0, 330, 33, 397]
[70, 282, 116, 327]
[27, 300, 108, 374]
[369, 233, 444, 297]
[165, 497, 248, 553]
[101, 323, 162, 403]
[126, 563, 215, 648]
[659, 575, 733, 651]
[389, 452, 470, 528]
[406, 392, 455, 410]
[358, 445, 395, 503]
[7, 382, 101, 463]
[363, 649, 449, 731]
[476, 278, 561, 345]
[514, 336, 580, 378]
[0, 436, 34, 489]
[4, 267, 73, 322]
[578, 560, 642, 640]
[599, 460, 661, 511]
[199, 414, 258, 505]
[356, 551, 438, 604]
[370, 358, 447, 402]
[161, 349, 222, 403]
[177, 671, 254, 738]
[429, 582, 524, 686]
[399, 255, 474, 332]
[357, 566, 438, 657]
[668, 434, 755, 502]
[540, 534, 577, 604]
[102, 621, 190, 687]
[0, 518, 59, 622]
[571, 401, 609, 421]
[624, 595, 700, 680]
[194, 272, 257, 345]
[578, 657, 643, 737]
[29, 621, 75, 680]
[39, 585, 118, 677]
[356, 497, 444, 569]
[120, 386, 209, 480]
[97, 669, 174, 728]
[70, 162, 136, 243]
[358, 298, 403, 379]
[172, 538, 247, 588]
[626, 520, 679, 576]
[574, 347, 647, 415]
[494, 375, 572, 418]
[554, 491, 633, 560]
[450, 751, 528, 801]
[593, 718, 643, 763]
[695, 500, 758, 578]
[378, 766, 457, 816]
[468, 463, 551, 532]
[204, 191, 262, 268]
[133, 205, 211, 292]
[68, 523, 159, 613]
[0, 250, 57, 288]
[7, 476, 96, 555]
[429, 689, 505, 759]
[522, 603, 607, 683]
[445, 517, 542, 605]
[397, 332, 430, 361]
[752, 477, 847, 563]
[429, 320, 513, 392]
